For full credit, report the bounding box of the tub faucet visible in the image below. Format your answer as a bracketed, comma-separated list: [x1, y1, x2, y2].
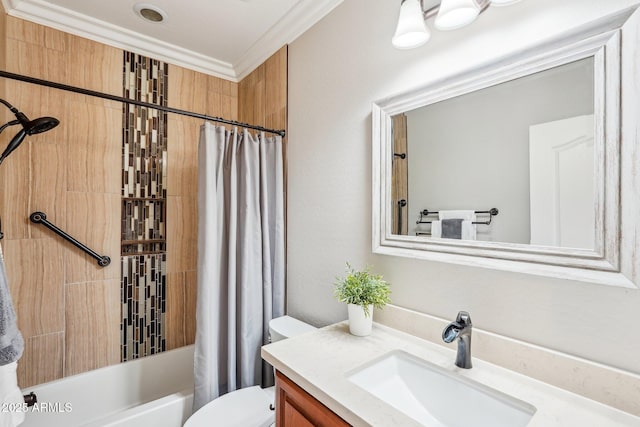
[442, 311, 473, 369]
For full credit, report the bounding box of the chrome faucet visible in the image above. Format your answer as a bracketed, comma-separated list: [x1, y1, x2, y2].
[442, 311, 473, 369]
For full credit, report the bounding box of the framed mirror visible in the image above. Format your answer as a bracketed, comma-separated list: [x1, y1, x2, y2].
[372, 7, 640, 288]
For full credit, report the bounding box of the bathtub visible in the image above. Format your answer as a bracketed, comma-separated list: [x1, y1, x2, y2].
[19, 345, 194, 427]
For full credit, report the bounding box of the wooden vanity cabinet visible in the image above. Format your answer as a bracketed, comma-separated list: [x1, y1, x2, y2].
[275, 371, 351, 427]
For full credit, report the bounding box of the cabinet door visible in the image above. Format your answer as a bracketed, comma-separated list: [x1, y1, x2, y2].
[275, 371, 351, 427]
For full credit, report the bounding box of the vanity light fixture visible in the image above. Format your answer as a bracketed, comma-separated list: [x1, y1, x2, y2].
[392, 0, 431, 49]
[489, 0, 521, 5]
[435, 0, 484, 31]
[392, 0, 521, 49]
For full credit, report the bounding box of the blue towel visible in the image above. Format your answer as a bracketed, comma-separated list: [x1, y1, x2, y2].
[0, 245, 23, 366]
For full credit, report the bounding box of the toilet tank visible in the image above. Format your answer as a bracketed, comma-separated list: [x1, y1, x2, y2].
[269, 315, 316, 343]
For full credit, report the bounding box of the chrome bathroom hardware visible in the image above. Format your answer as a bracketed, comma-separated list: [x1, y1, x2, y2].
[417, 208, 499, 225]
[29, 211, 111, 267]
[442, 311, 473, 369]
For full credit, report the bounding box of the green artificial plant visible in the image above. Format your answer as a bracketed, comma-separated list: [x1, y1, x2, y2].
[334, 263, 391, 317]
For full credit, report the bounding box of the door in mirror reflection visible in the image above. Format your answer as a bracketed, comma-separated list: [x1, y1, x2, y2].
[391, 57, 595, 250]
[529, 115, 594, 250]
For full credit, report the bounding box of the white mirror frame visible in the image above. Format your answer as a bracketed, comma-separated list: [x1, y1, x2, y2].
[372, 7, 640, 289]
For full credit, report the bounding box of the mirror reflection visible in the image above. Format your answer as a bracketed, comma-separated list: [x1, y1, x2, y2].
[391, 57, 595, 250]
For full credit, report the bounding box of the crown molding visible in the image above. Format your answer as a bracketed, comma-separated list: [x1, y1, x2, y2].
[2, 0, 236, 79]
[233, 0, 344, 80]
[2, 0, 344, 82]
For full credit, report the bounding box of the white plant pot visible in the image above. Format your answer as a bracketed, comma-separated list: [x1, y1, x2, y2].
[348, 304, 374, 336]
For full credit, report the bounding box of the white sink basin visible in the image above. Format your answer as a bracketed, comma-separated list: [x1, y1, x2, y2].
[347, 350, 536, 427]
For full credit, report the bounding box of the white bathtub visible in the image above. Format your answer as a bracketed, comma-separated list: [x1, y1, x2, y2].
[20, 345, 194, 427]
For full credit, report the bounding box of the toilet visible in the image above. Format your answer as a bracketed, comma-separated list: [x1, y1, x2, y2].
[184, 315, 316, 427]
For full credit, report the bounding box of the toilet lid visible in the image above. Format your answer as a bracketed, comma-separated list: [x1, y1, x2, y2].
[184, 386, 275, 427]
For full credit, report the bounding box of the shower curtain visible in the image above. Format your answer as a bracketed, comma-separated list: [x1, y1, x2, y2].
[193, 122, 285, 411]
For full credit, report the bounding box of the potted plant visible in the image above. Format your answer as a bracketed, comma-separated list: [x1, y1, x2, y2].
[334, 263, 391, 336]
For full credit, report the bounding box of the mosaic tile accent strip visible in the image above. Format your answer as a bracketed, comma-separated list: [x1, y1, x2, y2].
[121, 51, 168, 361]
[121, 199, 166, 255]
[121, 254, 166, 361]
[122, 52, 168, 199]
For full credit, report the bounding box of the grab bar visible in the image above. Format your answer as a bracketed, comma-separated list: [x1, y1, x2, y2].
[29, 211, 111, 267]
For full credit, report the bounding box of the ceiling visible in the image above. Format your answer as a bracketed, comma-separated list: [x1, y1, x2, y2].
[1, 0, 343, 81]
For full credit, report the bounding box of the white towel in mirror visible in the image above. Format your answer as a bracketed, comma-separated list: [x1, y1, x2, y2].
[431, 221, 442, 238]
[461, 220, 476, 240]
[431, 211, 477, 240]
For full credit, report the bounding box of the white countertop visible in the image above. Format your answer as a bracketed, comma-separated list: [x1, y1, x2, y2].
[261, 321, 640, 427]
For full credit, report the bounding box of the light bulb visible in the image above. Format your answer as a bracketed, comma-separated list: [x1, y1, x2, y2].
[392, 0, 431, 49]
[434, 0, 480, 31]
[490, 0, 522, 6]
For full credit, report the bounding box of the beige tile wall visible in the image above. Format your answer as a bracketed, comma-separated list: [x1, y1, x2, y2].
[0, 17, 123, 387]
[64, 279, 120, 376]
[18, 333, 64, 386]
[0, 14, 286, 387]
[238, 46, 287, 132]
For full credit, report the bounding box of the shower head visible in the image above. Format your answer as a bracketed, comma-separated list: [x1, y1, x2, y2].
[0, 98, 59, 166]
[13, 111, 60, 135]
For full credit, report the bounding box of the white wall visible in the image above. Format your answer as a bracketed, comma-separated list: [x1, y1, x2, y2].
[406, 59, 593, 242]
[287, 0, 640, 375]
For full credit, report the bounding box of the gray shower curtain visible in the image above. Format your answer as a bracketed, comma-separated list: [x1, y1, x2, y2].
[193, 122, 285, 411]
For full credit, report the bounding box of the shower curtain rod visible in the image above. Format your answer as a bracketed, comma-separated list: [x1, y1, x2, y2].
[0, 70, 286, 137]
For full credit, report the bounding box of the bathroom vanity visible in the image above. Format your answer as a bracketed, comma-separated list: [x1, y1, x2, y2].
[275, 371, 349, 426]
[262, 322, 640, 426]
